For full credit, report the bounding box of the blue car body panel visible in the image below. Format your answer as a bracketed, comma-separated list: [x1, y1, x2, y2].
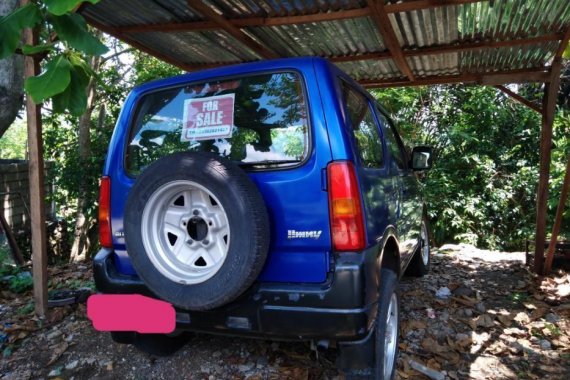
[105, 58, 337, 283]
[103, 57, 422, 284]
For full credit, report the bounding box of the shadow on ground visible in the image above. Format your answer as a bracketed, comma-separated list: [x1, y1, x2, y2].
[1, 245, 569, 379]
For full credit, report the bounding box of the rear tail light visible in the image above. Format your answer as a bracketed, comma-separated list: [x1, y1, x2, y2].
[98, 176, 112, 248]
[327, 161, 366, 251]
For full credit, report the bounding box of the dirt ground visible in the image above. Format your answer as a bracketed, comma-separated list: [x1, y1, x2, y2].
[1, 245, 570, 380]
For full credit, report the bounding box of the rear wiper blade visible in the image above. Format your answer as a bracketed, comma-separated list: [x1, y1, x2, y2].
[238, 160, 299, 167]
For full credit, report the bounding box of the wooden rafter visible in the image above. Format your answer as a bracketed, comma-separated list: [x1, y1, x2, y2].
[494, 85, 543, 114]
[112, 32, 561, 71]
[186, 0, 279, 59]
[367, 0, 414, 81]
[330, 33, 564, 63]
[116, 8, 371, 34]
[360, 67, 551, 88]
[116, 1, 490, 34]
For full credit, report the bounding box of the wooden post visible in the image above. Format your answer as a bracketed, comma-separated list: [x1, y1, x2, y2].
[22, 0, 48, 316]
[543, 155, 570, 274]
[534, 59, 562, 274]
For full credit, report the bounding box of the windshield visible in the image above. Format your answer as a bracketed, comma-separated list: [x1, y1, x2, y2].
[126, 72, 310, 175]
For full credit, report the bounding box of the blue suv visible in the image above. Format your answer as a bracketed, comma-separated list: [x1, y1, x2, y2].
[94, 57, 432, 379]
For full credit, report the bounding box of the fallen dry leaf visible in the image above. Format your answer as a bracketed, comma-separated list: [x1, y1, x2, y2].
[497, 314, 513, 326]
[47, 341, 69, 366]
[452, 296, 478, 307]
[514, 311, 530, 324]
[471, 314, 495, 329]
[530, 308, 548, 320]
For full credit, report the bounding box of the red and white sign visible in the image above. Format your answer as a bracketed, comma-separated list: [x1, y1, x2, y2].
[181, 93, 235, 141]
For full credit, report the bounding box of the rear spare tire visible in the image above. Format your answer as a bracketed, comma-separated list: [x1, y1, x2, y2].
[124, 152, 270, 310]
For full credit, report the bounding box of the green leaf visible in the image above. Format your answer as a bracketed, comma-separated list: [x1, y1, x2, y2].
[44, 0, 99, 16]
[25, 55, 72, 103]
[52, 59, 90, 115]
[50, 13, 108, 56]
[21, 43, 56, 55]
[563, 44, 570, 60]
[0, 3, 42, 59]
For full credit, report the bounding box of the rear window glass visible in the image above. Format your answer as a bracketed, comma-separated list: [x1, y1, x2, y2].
[126, 72, 309, 175]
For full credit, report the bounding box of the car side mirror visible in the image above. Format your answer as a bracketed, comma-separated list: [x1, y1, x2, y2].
[411, 146, 433, 171]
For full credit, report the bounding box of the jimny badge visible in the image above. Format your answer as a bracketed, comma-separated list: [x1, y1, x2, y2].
[181, 93, 235, 142]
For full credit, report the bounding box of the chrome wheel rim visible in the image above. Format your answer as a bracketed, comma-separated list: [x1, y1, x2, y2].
[383, 293, 399, 379]
[421, 221, 429, 266]
[141, 180, 230, 284]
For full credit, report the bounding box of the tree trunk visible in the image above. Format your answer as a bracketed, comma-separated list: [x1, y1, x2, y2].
[69, 54, 102, 262]
[0, 0, 24, 139]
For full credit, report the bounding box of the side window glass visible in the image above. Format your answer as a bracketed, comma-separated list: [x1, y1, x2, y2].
[342, 83, 383, 168]
[378, 112, 406, 170]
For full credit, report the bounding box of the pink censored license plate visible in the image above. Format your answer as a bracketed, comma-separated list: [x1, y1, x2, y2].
[87, 294, 176, 334]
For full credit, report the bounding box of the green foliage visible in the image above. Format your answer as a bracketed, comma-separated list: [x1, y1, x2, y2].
[132, 51, 183, 85]
[373, 84, 568, 250]
[0, 120, 27, 159]
[17, 302, 34, 316]
[564, 44, 570, 60]
[0, 0, 107, 115]
[52, 54, 90, 114]
[43, 0, 98, 16]
[0, 3, 42, 59]
[25, 55, 72, 103]
[8, 273, 33, 293]
[49, 13, 107, 55]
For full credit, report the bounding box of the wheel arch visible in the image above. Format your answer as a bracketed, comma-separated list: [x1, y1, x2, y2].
[376, 226, 401, 278]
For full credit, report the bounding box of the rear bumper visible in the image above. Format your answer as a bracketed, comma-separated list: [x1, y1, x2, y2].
[93, 247, 380, 341]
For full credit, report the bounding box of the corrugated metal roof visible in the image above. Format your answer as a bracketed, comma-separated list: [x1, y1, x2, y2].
[81, 0, 570, 86]
[247, 18, 385, 58]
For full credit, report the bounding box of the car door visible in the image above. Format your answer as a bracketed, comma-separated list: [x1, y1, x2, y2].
[375, 109, 422, 263]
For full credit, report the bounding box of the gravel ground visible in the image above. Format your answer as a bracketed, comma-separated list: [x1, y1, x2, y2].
[1, 245, 569, 379]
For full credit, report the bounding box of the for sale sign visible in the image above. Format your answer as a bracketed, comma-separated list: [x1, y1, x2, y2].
[181, 93, 235, 141]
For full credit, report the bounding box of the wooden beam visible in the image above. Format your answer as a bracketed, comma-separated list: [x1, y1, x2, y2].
[534, 59, 563, 274]
[116, 1, 490, 34]
[121, 32, 560, 72]
[367, 0, 414, 81]
[360, 67, 551, 88]
[330, 51, 392, 63]
[22, 0, 48, 317]
[494, 85, 543, 114]
[117, 7, 371, 33]
[331, 33, 563, 63]
[187, 0, 279, 59]
[384, 0, 485, 13]
[543, 155, 570, 274]
[404, 33, 564, 57]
